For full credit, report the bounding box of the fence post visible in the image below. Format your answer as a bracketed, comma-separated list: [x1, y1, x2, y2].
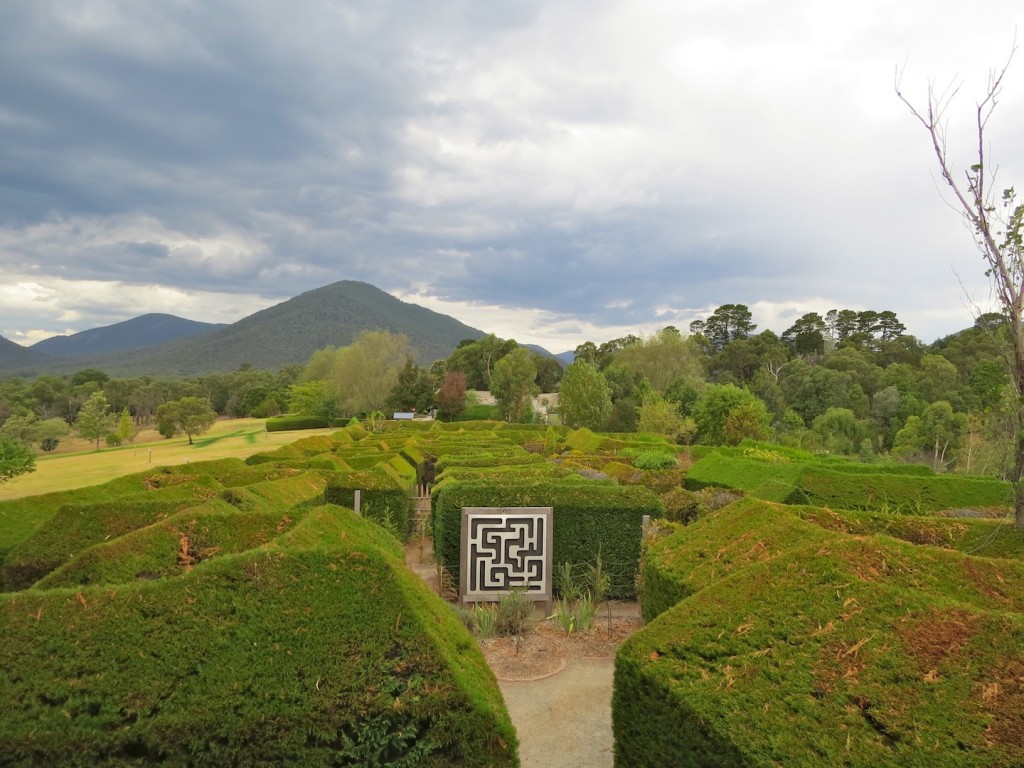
[354, 489, 361, 515]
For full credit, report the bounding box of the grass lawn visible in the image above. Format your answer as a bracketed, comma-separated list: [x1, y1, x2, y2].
[0, 418, 336, 502]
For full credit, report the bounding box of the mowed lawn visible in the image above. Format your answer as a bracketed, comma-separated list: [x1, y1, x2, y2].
[0, 418, 334, 502]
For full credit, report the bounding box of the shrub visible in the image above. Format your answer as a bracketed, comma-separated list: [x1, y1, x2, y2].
[616, 496, 1024, 766]
[494, 589, 534, 636]
[0, 507, 519, 767]
[627, 449, 678, 470]
[265, 415, 338, 432]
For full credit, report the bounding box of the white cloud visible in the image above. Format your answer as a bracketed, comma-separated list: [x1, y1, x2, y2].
[0, 0, 1021, 355]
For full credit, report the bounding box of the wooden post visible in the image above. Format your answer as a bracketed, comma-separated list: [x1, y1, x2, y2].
[354, 489, 361, 515]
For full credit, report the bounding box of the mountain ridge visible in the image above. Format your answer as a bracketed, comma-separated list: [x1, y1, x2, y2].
[0, 281, 492, 377]
[30, 313, 224, 358]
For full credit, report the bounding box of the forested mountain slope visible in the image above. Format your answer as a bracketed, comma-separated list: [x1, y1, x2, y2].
[0, 281, 487, 376]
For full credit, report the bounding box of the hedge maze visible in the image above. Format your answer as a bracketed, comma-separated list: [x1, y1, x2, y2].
[0, 426, 524, 767]
[6, 420, 1018, 766]
[616, 444, 1024, 767]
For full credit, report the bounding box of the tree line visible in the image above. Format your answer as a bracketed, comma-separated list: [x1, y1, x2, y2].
[558, 305, 1015, 479]
[0, 306, 1015, 487]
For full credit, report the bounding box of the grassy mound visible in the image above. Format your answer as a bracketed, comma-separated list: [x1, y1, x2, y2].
[617, 497, 1024, 766]
[1, 506, 518, 767]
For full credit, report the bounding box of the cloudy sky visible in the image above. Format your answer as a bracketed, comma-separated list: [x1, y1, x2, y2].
[1, 1, 1022, 354]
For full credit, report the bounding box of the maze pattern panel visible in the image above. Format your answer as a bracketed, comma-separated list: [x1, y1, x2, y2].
[461, 507, 552, 601]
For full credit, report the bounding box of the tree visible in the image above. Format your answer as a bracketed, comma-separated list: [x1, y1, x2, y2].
[0, 435, 35, 484]
[782, 313, 828, 356]
[692, 384, 768, 445]
[386, 357, 435, 413]
[437, 372, 468, 419]
[558, 361, 612, 429]
[76, 391, 115, 451]
[446, 334, 518, 389]
[156, 397, 218, 444]
[722, 399, 771, 446]
[329, 331, 411, 415]
[812, 407, 866, 455]
[876, 311, 907, 342]
[690, 304, 756, 352]
[116, 408, 137, 446]
[898, 46, 1024, 525]
[532, 354, 564, 393]
[287, 380, 339, 423]
[490, 348, 539, 423]
[638, 393, 696, 443]
[612, 329, 705, 393]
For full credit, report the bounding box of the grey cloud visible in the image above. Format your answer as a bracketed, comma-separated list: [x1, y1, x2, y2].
[0, 0, 1021, 348]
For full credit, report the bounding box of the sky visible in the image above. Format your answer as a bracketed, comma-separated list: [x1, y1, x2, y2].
[1, 1, 1022, 355]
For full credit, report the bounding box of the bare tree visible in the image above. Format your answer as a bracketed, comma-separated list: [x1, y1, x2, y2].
[896, 43, 1024, 527]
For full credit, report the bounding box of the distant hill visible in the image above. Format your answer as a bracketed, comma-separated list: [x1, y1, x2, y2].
[7, 281, 489, 377]
[0, 336, 47, 373]
[555, 350, 575, 366]
[30, 314, 224, 358]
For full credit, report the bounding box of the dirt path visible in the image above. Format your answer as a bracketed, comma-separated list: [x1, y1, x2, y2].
[405, 536, 640, 767]
[500, 657, 616, 768]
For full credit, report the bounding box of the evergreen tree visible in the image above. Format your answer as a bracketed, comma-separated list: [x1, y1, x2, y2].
[76, 391, 115, 451]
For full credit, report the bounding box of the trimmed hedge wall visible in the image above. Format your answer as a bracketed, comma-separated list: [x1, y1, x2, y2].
[787, 466, 1012, 512]
[0, 507, 518, 766]
[325, 470, 414, 538]
[265, 415, 345, 432]
[686, 450, 1012, 513]
[433, 479, 663, 597]
[796, 506, 1024, 559]
[33, 505, 302, 588]
[617, 497, 1024, 767]
[1, 488, 221, 591]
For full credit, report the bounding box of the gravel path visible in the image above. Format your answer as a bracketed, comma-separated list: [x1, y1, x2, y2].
[499, 657, 616, 768]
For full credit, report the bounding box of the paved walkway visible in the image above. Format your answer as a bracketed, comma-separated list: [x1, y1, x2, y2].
[500, 657, 616, 768]
[404, 530, 622, 767]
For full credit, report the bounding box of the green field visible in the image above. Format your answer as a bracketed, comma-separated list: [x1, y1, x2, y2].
[0, 418, 336, 502]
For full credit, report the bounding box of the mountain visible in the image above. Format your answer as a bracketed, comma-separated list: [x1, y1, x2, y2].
[0, 335, 47, 373]
[30, 314, 224, 358]
[555, 350, 575, 366]
[8, 281, 489, 377]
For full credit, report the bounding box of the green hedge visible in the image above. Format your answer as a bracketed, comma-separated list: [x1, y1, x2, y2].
[33, 505, 300, 588]
[433, 479, 663, 597]
[616, 497, 1024, 767]
[435, 452, 543, 472]
[685, 450, 1011, 513]
[789, 466, 1012, 512]
[796, 506, 1024, 559]
[1, 487, 221, 591]
[265, 415, 345, 432]
[0, 507, 517, 767]
[325, 470, 413, 538]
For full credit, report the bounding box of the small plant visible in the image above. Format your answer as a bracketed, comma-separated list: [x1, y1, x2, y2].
[575, 594, 597, 631]
[436, 564, 457, 601]
[474, 604, 497, 638]
[588, 550, 610, 605]
[495, 588, 534, 638]
[376, 503, 401, 540]
[554, 561, 583, 602]
[550, 598, 578, 634]
[589, 549, 613, 632]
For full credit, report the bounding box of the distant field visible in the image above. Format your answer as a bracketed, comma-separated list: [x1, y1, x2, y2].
[0, 418, 334, 501]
